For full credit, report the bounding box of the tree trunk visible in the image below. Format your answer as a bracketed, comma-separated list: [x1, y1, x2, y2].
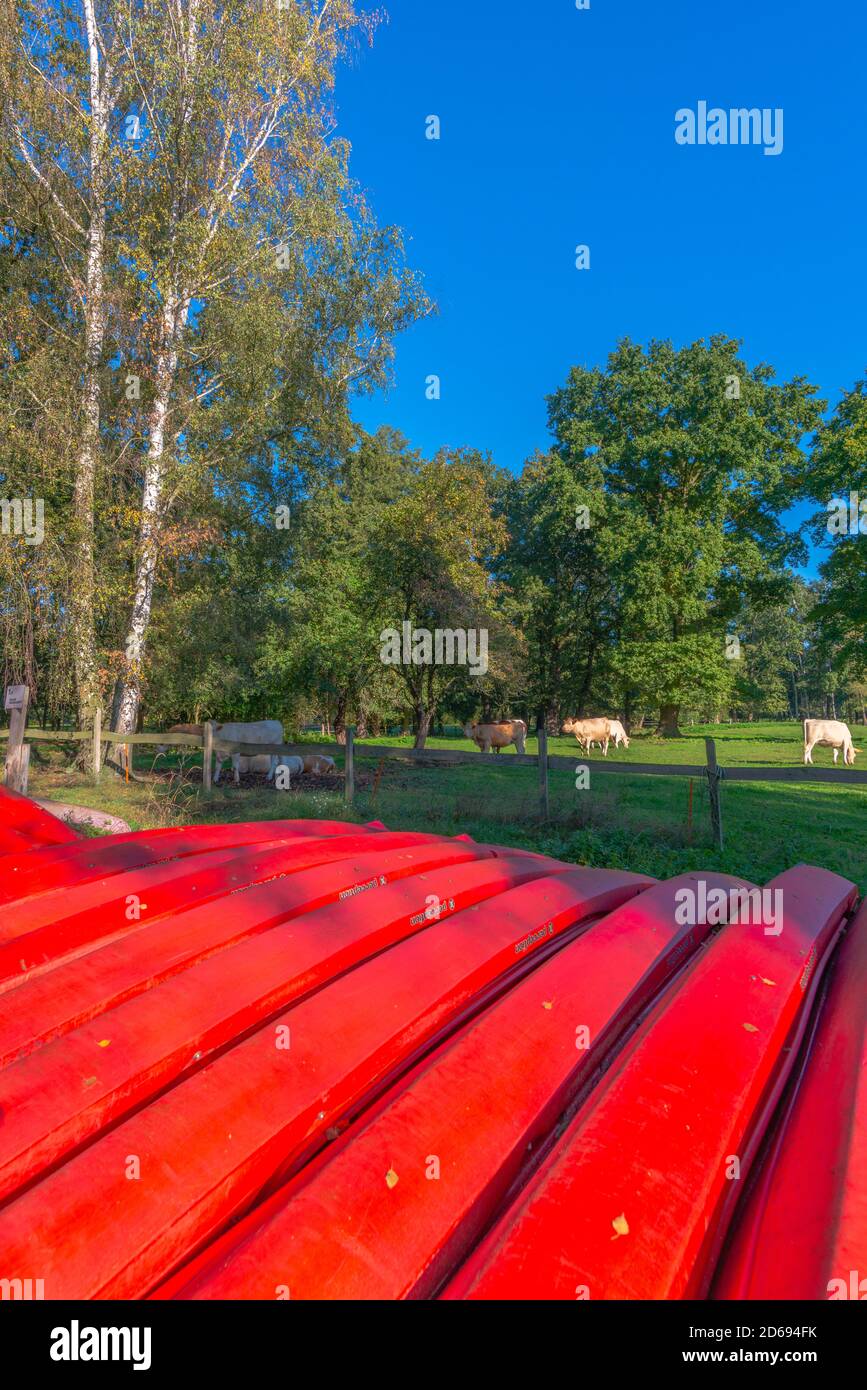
[655, 703, 682, 737]
[114, 296, 190, 733]
[576, 644, 596, 718]
[70, 0, 111, 765]
[413, 706, 434, 750]
[622, 688, 633, 734]
[334, 693, 347, 745]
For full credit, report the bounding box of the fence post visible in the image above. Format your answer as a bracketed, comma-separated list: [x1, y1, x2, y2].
[3, 684, 30, 794]
[17, 744, 31, 794]
[202, 721, 214, 792]
[93, 707, 102, 783]
[345, 726, 355, 806]
[705, 737, 724, 851]
[538, 724, 549, 822]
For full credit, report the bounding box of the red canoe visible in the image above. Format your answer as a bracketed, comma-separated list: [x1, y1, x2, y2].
[711, 897, 867, 1300]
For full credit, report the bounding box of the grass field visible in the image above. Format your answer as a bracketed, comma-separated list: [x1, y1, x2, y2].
[22, 721, 867, 892]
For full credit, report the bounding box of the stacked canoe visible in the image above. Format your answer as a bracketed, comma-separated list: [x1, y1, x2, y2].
[0, 784, 863, 1300]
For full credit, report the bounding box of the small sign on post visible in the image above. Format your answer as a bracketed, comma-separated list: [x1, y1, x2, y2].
[4, 684, 31, 794]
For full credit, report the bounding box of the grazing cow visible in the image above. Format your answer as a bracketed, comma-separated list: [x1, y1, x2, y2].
[608, 719, 630, 750]
[562, 716, 612, 756]
[803, 719, 859, 767]
[156, 723, 203, 755]
[211, 720, 285, 785]
[302, 754, 336, 775]
[464, 720, 528, 755]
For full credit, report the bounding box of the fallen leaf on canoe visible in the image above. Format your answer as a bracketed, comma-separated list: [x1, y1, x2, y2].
[611, 1212, 629, 1240]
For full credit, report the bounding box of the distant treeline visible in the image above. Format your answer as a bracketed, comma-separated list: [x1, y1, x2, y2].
[4, 338, 866, 748]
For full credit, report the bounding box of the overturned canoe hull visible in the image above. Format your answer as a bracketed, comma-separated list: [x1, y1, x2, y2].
[0, 793, 863, 1300]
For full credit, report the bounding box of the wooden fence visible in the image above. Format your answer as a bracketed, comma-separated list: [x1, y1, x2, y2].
[4, 707, 867, 850]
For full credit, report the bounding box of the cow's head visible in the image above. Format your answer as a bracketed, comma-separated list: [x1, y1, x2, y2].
[561, 717, 576, 734]
[463, 722, 478, 740]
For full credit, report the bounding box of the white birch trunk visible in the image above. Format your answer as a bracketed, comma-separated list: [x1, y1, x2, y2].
[113, 0, 203, 734]
[114, 294, 190, 734]
[70, 0, 110, 749]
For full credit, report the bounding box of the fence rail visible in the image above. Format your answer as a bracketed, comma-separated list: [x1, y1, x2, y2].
[2, 726, 865, 780]
[3, 715, 866, 850]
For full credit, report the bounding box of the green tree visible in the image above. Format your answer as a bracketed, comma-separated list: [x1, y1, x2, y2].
[501, 451, 623, 730]
[548, 335, 823, 733]
[806, 378, 867, 674]
[256, 428, 419, 739]
[368, 450, 512, 748]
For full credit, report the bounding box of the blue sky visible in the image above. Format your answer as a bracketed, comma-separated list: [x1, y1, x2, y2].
[335, 0, 867, 570]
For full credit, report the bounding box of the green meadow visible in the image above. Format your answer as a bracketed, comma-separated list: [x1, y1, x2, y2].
[25, 721, 867, 893]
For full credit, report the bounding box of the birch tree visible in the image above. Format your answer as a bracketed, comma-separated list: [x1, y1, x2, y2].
[1, 0, 125, 746]
[2, 0, 428, 742]
[108, 0, 396, 733]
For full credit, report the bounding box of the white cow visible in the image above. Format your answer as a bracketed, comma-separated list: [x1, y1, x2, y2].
[803, 719, 859, 767]
[608, 719, 630, 749]
[212, 720, 284, 785]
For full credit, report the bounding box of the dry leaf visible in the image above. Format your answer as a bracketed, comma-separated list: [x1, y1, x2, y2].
[611, 1212, 629, 1240]
[743, 1023, 759, 1033]
[385, 1168, 399, 1189]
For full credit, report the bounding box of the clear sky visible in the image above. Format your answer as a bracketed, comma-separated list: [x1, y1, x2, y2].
[335, 0, 866, 570]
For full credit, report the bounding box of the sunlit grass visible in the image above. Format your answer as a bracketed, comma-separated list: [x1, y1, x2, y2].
[24, 720, 867, 892]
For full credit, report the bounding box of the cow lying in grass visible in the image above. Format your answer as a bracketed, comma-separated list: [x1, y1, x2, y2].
[302, 754, 336, 775]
